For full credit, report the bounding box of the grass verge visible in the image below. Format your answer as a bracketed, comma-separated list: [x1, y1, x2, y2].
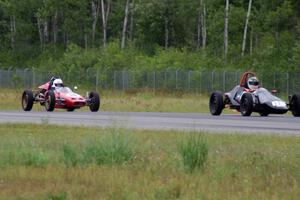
[0, 124, 299, 199]
[0, 88, 212, 113]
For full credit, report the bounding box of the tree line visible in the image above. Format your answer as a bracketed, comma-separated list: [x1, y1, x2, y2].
[0, 0, 300, 72]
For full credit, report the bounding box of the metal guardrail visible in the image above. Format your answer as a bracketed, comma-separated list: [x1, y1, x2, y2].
[0, 68, 300, 96]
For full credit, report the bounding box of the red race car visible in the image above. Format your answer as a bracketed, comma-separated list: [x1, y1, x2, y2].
[21, 77, 100, 112]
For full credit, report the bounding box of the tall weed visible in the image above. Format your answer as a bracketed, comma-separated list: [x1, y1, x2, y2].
[84, 128, 136, 166]
[62, 128, 136, 166]
[179, 133, 208, 173]
[1, 148, 50, 167]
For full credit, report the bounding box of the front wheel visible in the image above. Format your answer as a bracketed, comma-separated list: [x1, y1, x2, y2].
[209, 92, 224, 116]
[240, 93, 253, 116]
[22, 90, 34, 111]
[45, 90, 55, 112]
[290, 94, 300, 117]
[88, 91, 100, 112]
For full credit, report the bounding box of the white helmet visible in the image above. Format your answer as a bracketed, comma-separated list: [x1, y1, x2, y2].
[247, 76, 259, 90]
[52, 79, 64, 88]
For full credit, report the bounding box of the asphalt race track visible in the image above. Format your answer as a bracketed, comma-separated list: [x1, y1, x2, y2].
[0, 111, 300, 134]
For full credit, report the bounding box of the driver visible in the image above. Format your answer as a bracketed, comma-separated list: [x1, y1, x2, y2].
[247, 76, 259, 90]
[51, 78, 64, 90]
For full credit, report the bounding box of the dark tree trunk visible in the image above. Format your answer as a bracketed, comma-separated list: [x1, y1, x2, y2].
[101, 0, 110, 48]
[242, 0, 252, 56]
[121, 0, 130, 49]
[37, 16, 44, 50]
[91, 0, 100, 45]
[197, 0, 207, 50]
[53, 11, 58, 45]
[201, 0, 207, 49]
[224, 0, 229, 62]
[10, 15, 16, 51]
[129, 0, 134, 41]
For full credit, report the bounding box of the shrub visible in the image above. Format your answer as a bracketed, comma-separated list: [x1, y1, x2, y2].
[1, 148, 50, 167]
[84, 128, 135, 166]
[62, 128, 136, 167]
[62, 144, 81, 167]
[179, 134, 208, 173]
[47, 192, 68, 200]
[22, 149, 49, 167]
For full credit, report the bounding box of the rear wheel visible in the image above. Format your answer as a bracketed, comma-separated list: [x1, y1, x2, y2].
[22, 90, 34, 111]
[209, 92, 224, 116]
[240, 93, 253, 116]
[88, 91, 100, 112]
[290, 94, 300, 117]
[45, 90, 55, 112]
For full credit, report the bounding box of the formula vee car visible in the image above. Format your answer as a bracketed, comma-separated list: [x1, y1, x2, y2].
[22, 77, 100, 112]
[209, 72, 300, 117]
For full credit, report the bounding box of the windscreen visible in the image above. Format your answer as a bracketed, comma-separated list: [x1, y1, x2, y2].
[56, 87, 72, 93]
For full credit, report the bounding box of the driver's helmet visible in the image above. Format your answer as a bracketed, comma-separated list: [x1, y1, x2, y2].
[247, 76, 259, 90]
[52, 78, 64, 89]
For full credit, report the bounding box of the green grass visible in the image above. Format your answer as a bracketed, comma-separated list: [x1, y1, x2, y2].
[0, 88, 244, 114]
[62, 128, 136, 167]
[0, 88, 213, 113]
[179, 133, 208, 173]
[0, 124, 299, 199]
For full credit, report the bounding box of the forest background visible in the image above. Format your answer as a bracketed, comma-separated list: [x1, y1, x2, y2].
[1, 0, 300, 73]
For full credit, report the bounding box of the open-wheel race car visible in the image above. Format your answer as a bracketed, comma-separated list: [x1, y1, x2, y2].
[22, 77, 100, 112]
[209, 72, 300, 117]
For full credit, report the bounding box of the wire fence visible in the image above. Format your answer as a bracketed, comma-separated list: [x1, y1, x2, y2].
[0, 68, 300, 96]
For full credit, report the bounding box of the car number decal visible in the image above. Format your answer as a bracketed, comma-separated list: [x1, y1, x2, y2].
[272, 101, 286, 107]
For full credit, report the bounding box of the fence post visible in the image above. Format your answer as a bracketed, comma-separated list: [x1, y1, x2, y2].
[273, 72, 276, 89]
[122, 70, 125, 91]
[153, 71, 156, 92]
[188, 70, 191, 91]
[199, 70, 202, 94]
[32, 67, 35, 88]
[86, 67, 89, 83]
[175, 69, 178, 90]
[8, 67, 13, 88]
[104, 70, 107, 89]
[211, 70, 215, 92]
[24, 68, 29, 89]
[223, 71, 226, 92]
[287, 72, 289, 96]
[96, 68, 99, 91]
[164, 71, 167, 89]
[114, 71, 117, 90]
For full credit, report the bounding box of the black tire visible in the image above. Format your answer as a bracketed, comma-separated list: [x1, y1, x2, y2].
[209, 92, 224, 116]
[88, 91, 100, 112]
[45, 90, 55, 112]
[67, 108, 75, 112]
[240, 93, 253, 116]
[22, 90, 34, 111]
[259, 112, 269, 117]
[290, 94, 300, 117]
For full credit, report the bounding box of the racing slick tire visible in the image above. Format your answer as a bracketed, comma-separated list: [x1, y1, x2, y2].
[88, 91, 100, 112]
[209, 91, 224, 116]
[22, 90, 34, 111]
[240, 93, 253, 116]
[45, 90, 55, 112]
[290, 93, 300, 117]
